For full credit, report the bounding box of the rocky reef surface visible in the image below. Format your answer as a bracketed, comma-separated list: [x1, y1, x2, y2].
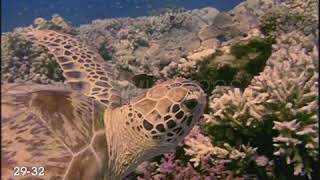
[1, 0, 318, 179]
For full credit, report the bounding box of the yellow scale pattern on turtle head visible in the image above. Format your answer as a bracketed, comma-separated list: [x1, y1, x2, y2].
[126, 78, 206, 146]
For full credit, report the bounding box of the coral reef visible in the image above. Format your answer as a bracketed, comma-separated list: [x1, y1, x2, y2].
[131, 31, 318, 180]
[76, 7, 221, 79]
[249, 32, 318, 178]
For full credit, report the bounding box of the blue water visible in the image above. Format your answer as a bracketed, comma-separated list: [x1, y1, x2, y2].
[2, 0, 244, 32]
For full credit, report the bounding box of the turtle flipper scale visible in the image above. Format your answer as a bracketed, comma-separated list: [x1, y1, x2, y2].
[19, 29, 121, 108]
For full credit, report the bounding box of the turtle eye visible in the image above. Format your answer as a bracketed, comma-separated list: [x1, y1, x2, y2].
[184, 99, 198, 110]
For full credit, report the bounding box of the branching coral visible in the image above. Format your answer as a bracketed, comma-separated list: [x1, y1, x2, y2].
[208, 87, 268, 127]
[184, 126, 228, 167]
[206, 31, 318, 178]
[133, 151, 243, 180]
[130, 127, 248, 179]
[184, 126, 269, 178]
[249, 32, 319, 178]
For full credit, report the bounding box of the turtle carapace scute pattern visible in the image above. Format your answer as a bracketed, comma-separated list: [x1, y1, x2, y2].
[2, 83, 107, 180]
[1, 29, 207, 180]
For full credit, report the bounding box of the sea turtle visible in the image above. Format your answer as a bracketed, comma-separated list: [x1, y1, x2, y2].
[1, 29, 206, 180]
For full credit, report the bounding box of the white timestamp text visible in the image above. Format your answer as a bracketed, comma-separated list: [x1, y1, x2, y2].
[13, 166, 45, 176]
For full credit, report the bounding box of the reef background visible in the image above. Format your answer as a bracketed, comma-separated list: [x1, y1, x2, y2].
[2, 0, 244, 32]
[1, 0, 319, 179]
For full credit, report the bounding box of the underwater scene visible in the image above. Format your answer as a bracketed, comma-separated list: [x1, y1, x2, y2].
[1, 0, 319, 180]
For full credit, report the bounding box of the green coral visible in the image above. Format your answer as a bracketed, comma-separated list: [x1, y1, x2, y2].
[231, 38, 275, 75]
[260, 13, 280, 36]
[41, 58, 64, 81]
[191, 53, 236, 95]
[2, 33, 65, 83]
[259, 0, 317, 38]
[98, 42, 115, 61]
[191, 38, 274, 96]
[260, 12, 306, 37]
[6, 34, 34, 57]
[132, 74, 156, 89]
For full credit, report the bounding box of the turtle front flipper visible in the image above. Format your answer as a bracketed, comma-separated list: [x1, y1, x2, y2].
[19, 29, 121, 108]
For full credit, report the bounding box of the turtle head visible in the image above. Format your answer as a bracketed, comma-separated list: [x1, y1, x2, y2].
[104, 78, 206, 178]
[127, 78, 206, 149]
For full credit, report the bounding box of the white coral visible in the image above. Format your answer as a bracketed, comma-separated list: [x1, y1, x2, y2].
[160, 48, 216, 78]
[249, 33, 319, 170]
[208, 86, 267, 127]
[184, 126, 228, 167]
[183, 126, 259, 169]
[206, 31, 318, 178]
[226, 144, 257, 160]
[255, 156, 269, 167]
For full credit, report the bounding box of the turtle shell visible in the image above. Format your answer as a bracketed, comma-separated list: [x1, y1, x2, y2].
[1, 83, 108, 180]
